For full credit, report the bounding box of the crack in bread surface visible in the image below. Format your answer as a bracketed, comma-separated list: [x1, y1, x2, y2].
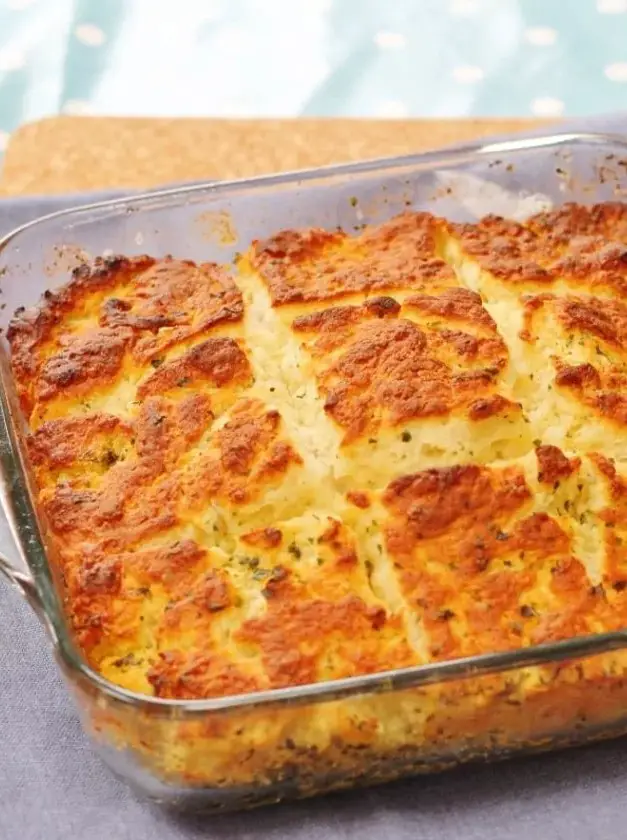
[10, 205, 627, 703]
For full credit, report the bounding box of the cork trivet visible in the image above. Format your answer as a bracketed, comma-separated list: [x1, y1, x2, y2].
[0, 116, 549, 196]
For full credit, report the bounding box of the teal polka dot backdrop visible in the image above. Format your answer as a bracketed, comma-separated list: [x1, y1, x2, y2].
[0, 0, 626, 150]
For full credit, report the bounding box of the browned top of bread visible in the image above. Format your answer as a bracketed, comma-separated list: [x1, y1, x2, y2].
[9, 201, 627, 701]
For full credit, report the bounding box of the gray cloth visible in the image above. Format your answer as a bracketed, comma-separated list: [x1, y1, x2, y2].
[2, 113, 627, 840]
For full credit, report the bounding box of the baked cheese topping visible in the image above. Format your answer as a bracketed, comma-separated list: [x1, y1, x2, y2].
[9, 204, 627, 700]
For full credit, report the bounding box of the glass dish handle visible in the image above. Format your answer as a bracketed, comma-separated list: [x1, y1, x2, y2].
[0, 550, 45, 620]
[0, 346, 47, 624]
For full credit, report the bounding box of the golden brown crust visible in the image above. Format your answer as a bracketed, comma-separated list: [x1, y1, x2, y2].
[240, 527, 283, 548]
[28, 414, 133, 470]
[382, 463, 598, 659]
[252, 211, 456, 305]
[450, 215, 553, 285]
[292, 294, 514, 443]
[147, 651, 263, 700]
[453, 204, 627, 298]
[404, 287, 496, 329]
[528, 201, 627, 245]
[522, 292, 627, 427]
[346, 490, 371, 509]
[67, 539, 207, 654]
[8, 255, 243, 419]
[237, 594, 413, 688]
[535, 445, 581, 485]
[36, 329, 128, 404]
[104, 258, 244, 363]
[230, 517, 416, 689]
[11, 202, 627, 715]
[8, 257, 149, 386]
[9, 256, 149, 413]
[179, 399, 303, 507]
[137, 337, 252, 399]
[555, 295, 627, 348]
[550, 241, 627, 298]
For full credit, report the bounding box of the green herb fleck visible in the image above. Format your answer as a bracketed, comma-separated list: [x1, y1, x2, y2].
[240, 555, 260, 570]
[101, 449, 119, 468]
[595, 344, 610, 359]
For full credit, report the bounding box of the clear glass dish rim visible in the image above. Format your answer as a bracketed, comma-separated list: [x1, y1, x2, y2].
[2, 129, 627, 718]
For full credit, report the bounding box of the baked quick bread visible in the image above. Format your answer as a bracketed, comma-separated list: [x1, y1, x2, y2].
[9, 202, 627, 704]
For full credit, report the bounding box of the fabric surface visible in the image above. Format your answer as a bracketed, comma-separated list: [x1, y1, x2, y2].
[2, 0, 627, 157]
[2, 113, 627, 839]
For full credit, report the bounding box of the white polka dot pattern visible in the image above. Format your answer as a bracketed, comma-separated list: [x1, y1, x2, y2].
[449, 0, 480, 16]
[597, 0, 627, 13]
[524, 26, 558, 46]
[605, 62, 627, 81]
[74, 23, 106, 47]
[61, 100, 93, 115]
[451, 65, 484, 83]
[374, 31, 406, 50]
[0, 0, 625, 136]
[530, 96, 565, 116]
[0, 47, 26, 72]
[377, 100, 409, 118]
[301, 0, 333, 11]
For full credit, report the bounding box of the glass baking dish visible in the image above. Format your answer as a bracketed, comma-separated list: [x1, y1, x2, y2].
[3, 131, 627, 812]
